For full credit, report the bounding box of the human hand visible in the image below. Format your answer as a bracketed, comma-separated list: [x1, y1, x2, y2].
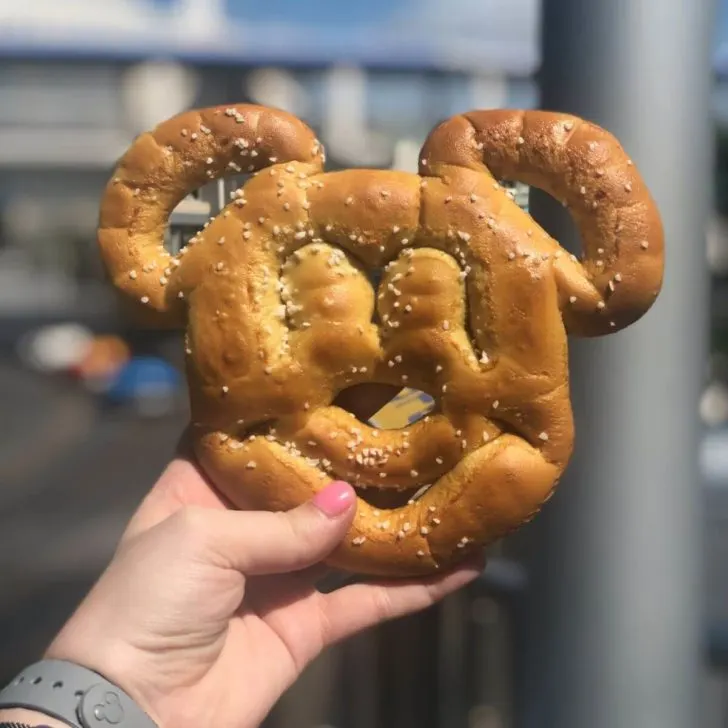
[43, 456, 483, 728]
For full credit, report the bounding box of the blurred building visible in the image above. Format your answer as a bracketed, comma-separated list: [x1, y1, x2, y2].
[0, 0, 538, 313]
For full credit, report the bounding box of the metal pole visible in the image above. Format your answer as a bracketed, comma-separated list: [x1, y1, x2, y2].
[522, 0, 714, 726]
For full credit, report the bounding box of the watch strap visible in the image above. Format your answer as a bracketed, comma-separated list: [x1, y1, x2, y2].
[0, 661, 157, 728]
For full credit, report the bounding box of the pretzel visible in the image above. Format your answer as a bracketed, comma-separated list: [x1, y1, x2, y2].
[98, 105, 664, 577]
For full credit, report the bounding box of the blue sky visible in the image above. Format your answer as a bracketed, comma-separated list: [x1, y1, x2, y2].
[1, 0, 722, 74]
[145, 0, 397, 26]
[150, 0, 728, 49]
[222, 0, 396, 27]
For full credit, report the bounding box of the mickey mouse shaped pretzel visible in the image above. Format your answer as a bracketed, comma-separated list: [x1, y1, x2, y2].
[98, 105, 663, 577]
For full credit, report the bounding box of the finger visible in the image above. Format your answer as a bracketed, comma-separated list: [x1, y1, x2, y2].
[174, 480, 357, 576]
[317, 554, 484, 645]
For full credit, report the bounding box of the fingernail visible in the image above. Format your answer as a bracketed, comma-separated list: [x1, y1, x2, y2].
[313, 481, 355, 518]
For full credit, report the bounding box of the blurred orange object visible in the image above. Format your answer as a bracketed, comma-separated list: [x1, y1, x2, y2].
[71, 335, 131, 384]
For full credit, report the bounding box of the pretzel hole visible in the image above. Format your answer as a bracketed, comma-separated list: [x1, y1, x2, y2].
[166, 175, 252, 254]
[332, 383, 436, 428]
[500, 181, 530, 210]
[354, 486, 425, 511]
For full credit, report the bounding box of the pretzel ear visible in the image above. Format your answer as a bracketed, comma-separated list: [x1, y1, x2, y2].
[419, 110, 664, 337]
[98, 104, 325, 326]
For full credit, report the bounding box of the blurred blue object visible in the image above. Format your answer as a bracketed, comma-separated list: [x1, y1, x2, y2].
[104, 356, 182, 417]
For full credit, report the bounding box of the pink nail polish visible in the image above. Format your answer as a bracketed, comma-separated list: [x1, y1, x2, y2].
[313, 481, 355, 517]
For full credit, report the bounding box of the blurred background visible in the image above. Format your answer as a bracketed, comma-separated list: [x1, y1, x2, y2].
[0, 0, 722, 726]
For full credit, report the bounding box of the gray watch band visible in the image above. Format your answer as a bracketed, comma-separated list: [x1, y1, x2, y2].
[0, 660, 157, 728]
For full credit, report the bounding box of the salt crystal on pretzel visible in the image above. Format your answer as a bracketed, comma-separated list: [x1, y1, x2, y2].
[97, 104, 664, 577]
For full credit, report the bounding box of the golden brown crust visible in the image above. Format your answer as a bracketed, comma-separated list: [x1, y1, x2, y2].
[97, 105, 664, 577]
[420, 110, 664, 336]
[97, 105, 324, 326]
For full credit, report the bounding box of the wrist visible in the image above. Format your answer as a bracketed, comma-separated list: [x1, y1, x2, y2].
[0, 659, 159, 728]
[44, 634, 160, 728]
[0, 707, 69, 727]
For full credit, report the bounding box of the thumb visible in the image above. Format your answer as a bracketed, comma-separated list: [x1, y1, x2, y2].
[177, 480, 357, 576]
